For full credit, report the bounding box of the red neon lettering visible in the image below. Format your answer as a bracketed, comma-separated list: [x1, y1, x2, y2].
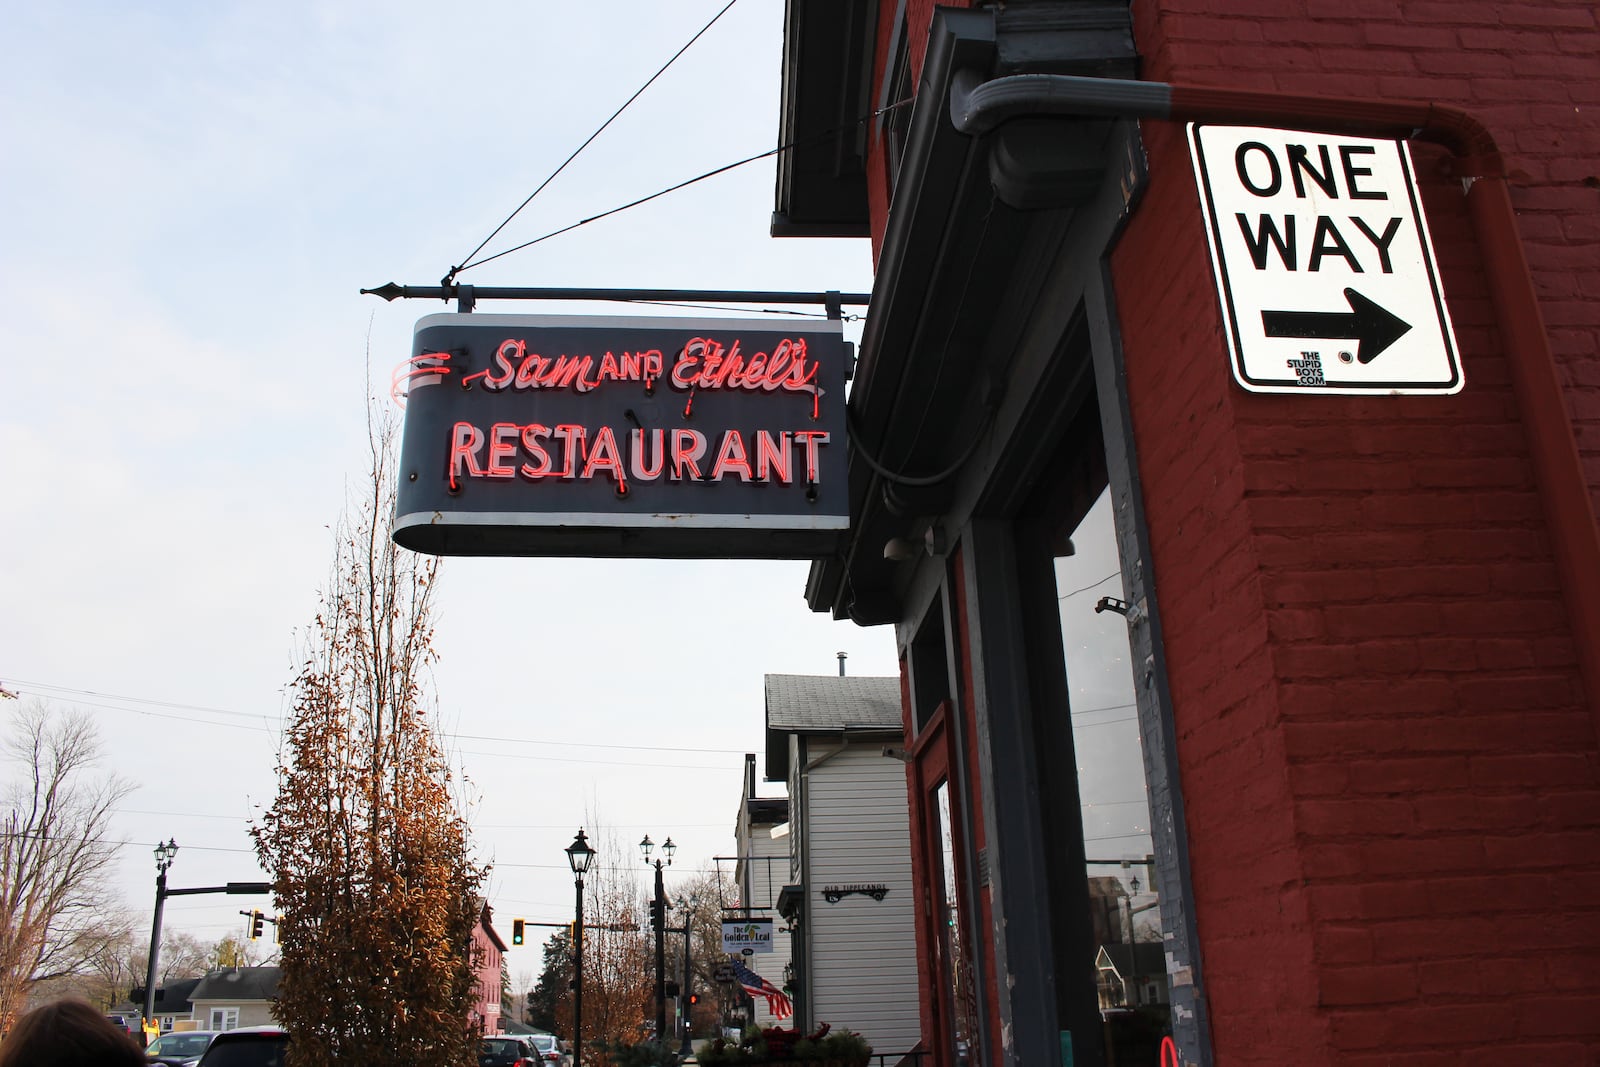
[700, 339, 729, 385]
[582, 425, 628, 494]
[557, 355, 595, 391]
[553, 425, 585, 478]
[486, 422, 520, 478]
[793, 430, 829, 483]
[519, 424, 552, 479]
[669, 337, 821, 401]
[445, 420, 823, 490]
[597, 351, 622, 383]
[710, 430, 753, 482]
[738, 349, 768, 387]
[1159, 1037, 1179, 1067]
[754, 431, 792, 483]
[630, 429, 666, 482]
[448, 422, 485, 490]
[670, 428, 707, 481]
[671, 340, 703, 389]
[476, 339, 521, 390]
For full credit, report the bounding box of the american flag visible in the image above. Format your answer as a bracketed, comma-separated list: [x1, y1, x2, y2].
[730, 957, 793, 1020]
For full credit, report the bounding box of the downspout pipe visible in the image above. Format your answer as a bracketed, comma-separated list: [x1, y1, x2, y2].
[951, 71, 1600, 741]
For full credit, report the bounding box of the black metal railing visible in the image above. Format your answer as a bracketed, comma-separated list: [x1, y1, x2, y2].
[870, 1050, 932, 1067]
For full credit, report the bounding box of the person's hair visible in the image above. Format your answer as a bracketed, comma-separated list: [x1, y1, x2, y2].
[0, 998, 148, 1067]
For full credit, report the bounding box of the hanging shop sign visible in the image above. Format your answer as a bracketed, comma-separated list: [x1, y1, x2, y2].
[721, 918, 775, 954]
[392, 314, 850, 558]
[1187, 124, 1462, 394]
[820, 883, 889, 903]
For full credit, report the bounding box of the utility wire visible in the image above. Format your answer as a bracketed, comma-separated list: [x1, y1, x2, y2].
[446, 0, 741, 286]
[454, 94, 915, 278]
[4, 677, 748, 755]
[455, 143, 784, 276]
[1057, 572, 1121, 601]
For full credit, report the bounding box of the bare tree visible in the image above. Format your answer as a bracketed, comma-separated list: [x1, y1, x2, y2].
[673, 871, 734, 1038]
[80, 924, 215, 1009]
[0, 702, 134, 1030]
[252, 399, 486, 1067]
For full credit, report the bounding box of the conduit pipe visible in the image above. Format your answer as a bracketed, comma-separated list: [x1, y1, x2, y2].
[951, 71, 1600, 738]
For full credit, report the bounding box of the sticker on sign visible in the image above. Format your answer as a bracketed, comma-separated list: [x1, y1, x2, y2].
[1187, 124, 1462, 395]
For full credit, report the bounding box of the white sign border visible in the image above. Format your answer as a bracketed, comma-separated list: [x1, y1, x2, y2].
[1187, 122, 1464, 396]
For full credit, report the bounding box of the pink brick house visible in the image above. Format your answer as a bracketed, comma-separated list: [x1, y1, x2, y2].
[472, 901, 509, 1034]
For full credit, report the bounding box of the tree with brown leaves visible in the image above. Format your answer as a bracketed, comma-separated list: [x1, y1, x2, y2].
[252, 403, 485, 1067]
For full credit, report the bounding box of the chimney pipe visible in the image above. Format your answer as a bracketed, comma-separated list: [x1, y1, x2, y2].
[745, 752, 756, 800]
[837, 651, 848, 677]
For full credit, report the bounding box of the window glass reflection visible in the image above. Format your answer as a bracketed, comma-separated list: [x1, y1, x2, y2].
[1054, 487, 1172, 1058]
[937, 781, 976, 1066]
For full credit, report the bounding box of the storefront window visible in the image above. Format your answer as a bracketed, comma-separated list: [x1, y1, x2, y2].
[1053, 487, 1171, 1060]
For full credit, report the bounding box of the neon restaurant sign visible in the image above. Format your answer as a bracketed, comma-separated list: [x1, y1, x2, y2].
[392, 314, 850, 558]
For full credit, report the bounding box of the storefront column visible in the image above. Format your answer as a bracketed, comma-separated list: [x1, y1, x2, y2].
[962, 519, 1098, 1067]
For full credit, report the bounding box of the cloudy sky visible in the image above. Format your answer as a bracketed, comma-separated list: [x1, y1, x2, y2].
[1, 0, 898, 979]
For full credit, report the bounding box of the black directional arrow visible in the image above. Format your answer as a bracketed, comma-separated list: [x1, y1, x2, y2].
[1260, 288, 1413, 365]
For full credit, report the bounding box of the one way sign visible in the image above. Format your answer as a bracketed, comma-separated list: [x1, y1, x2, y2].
[1188, 124, 1462, 394]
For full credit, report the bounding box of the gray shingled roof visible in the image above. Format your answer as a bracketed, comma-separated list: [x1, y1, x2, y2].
[190, 966, 281, 1004]
[764, 673, 902, 781]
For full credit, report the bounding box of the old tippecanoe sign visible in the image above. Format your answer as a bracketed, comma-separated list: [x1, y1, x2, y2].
[392, 314, 849, 558]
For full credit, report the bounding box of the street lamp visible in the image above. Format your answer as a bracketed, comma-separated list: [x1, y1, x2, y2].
[142, 838, 179, 1046]
[639, 834, 675, 1044]
[565, 829, 596, 1067]
[1125, 875, 1142, 1008]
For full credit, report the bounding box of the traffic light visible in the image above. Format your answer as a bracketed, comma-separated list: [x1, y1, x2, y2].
[688, 993, 700, 1006]
[512, 918, 525, 946]
[249, 910, 264, 940]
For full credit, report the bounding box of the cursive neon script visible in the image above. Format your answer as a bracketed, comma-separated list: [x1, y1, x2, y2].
[452, 335, 822, 403]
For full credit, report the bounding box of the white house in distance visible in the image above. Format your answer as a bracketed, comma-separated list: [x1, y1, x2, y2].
[764, 673, 919, 1055]
[733, 753, 795, 1030]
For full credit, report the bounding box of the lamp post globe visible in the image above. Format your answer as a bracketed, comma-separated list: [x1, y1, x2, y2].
[142, 838, 179, 1046]
[641, 834, 674, 1044]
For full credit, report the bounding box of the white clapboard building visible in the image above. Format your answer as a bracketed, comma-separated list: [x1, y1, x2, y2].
[761, 673, 920, 1055]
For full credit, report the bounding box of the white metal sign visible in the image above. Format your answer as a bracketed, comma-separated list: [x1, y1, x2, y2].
[721, 917, 773, 954]
[1187, 124, 1462, 394]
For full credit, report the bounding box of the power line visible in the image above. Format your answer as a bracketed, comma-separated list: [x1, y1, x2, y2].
[453, 93, 916, 277]
[1058, 572, 1121, 601]
[4, 677, 750, 757]
[448, 0, 740, 285]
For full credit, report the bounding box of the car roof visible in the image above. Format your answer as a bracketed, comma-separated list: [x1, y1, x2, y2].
[210, 1026, 289, 1038]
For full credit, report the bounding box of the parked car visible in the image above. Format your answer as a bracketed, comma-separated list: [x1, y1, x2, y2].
[194, 1026, 288, 1067]
[105, 1014, 137, 1037]
[146, 1029, 221, 1066]
[528, 1034, 563, 1066]
[480, 1036, 538, 1067]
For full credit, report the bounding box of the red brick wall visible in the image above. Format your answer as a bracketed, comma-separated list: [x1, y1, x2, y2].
[1113, 1, 1600, 1062]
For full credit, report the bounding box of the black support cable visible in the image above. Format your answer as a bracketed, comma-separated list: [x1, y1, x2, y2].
[446, 0, 741, 286]
[441, 94, 915, 280]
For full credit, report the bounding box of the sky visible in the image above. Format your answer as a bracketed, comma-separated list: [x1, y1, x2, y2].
[0, 0, 899, 985]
